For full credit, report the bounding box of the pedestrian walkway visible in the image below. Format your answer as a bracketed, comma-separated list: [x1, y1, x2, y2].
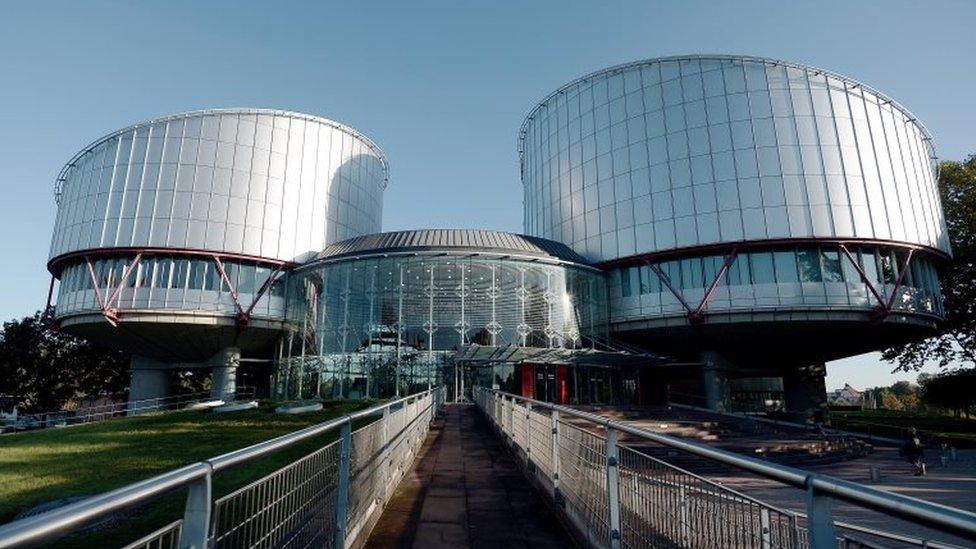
[365, 403, 573, 548]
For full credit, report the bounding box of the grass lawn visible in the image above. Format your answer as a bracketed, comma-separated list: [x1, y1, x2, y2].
[0, 399, 379, 546]
[831, 410, 976, 448]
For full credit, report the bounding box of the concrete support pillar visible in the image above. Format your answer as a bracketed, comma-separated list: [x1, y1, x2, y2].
[783, 363, 828, 424]
[129, 355, 172, 408]
[210, 347, 240, 401]
[701, 351, 731, 412]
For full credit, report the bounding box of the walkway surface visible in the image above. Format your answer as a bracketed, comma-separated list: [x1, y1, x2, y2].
[365, 403, 573, 549]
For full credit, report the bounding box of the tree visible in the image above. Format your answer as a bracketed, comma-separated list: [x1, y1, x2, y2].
[0, 311, 129, 412]
[879, 389, 904, 411]
[883, 155, 976, 371]
[921, 369, 976, 418]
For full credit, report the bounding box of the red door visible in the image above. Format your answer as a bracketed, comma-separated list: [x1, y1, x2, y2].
[520, 363, 535, 399]
[555, 364, 569, 405]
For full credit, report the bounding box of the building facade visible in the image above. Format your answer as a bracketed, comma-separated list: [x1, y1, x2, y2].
[45, 56, 949, 421]
[276, 229, 608, 401]
[48, 109, 388, 401]
[519, 55, 949, 419]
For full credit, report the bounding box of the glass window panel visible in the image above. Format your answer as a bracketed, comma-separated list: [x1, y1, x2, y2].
[640, 265, 660, 294]
[879, 250, 896, 284]
[662, 260, 681, 288]
[203, 261, 220, 291]
[726, 254, 750, 285]
[188, 259, 206, 289]
[797, 249, 823, 282]
[820, 249, 844, 282]
[774, 251, 799, 283]
[860, 249, 880, 285]
[171, 259, 189, 289]
[238, 263, 257, 293]
[681, 258, 703, 289]
[751, 252, 775, 284]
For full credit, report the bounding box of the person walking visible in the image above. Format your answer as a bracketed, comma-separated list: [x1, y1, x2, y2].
[900, 427, 926, 476]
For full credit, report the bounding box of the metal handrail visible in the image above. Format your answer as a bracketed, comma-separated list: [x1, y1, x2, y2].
[4, 387, 258, 433]
[481, 388, 976, 543]
[0, 388, 440, 548]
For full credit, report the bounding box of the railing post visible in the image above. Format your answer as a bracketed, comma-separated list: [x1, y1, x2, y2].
[381, 404, 391, 501]
[334, 418, 352, 549]
[551, 409, 563, 505]
[509, 397, 516, 439]
[679, 485, 690, 546]
[760, 507, 772, 549]
[805, 479, 837, 549]
[179, 467, 212, 549]
[524, 402, 532, 458]
[606, 426, 622, 548]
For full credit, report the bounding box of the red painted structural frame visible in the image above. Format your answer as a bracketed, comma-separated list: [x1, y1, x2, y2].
[646, 248, 738, 325]
[639, 241, 922, 326]
[838, 245, 915, 322]
[71, 249, 288, 328]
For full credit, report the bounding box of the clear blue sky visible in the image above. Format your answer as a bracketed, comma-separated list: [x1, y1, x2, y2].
[1, 1, 972, 389]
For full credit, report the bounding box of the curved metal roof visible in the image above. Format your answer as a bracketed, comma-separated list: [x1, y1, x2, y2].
[517, 54, 935, 170]
[310, 229, 592, 266]
[55, 108, 389, 203]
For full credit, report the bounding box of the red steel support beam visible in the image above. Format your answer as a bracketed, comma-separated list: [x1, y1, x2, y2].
[83, 255, 119, 326]
[243, 264, 284, 319]
[884, 249, 915, 313]
[647, 248, 738, 325]
[647, 262, 696, 317]
[67, 250, 289, 329]
[104, 252, 143, 311]
[839, 245, 916, 322]
[838, 245, 888, 309]
[42, 275, 58, 328]
[691, 248, 738, 323]
[212, 256, 246, 324]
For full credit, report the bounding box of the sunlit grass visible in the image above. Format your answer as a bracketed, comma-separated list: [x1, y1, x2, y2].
[0, 399, 378, 546]
[832, 410, 976, 447]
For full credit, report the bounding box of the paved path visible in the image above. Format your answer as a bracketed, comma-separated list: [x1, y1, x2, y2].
[709, 447, 976, 546]
[365, 403, 573, 549]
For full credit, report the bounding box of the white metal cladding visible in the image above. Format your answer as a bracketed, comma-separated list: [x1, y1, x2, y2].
[518, 55, 949, 263]
[49, 109, 388, 266]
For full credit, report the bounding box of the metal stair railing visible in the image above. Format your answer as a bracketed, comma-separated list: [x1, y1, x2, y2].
[474, 387, 976, 549]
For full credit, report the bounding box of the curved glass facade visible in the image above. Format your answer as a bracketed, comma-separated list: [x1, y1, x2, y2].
[609, 244, 943, 324]
[50, 109, 387, 266]
[519, 56, 949, 263]
[278, 250, 607, 399]
[54, 254, 301, 322]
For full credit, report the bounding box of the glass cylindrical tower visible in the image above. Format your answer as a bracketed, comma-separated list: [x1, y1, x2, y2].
[519, 55, 949, 367]
[47, 109, 388, 400]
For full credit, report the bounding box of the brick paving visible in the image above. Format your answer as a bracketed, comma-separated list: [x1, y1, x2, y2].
[365, 403, 573, 549]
